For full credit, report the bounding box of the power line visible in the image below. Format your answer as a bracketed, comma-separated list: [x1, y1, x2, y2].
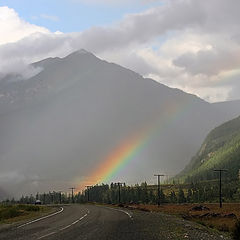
[154, 174, 165, 207]
[213, 169, 227, 208]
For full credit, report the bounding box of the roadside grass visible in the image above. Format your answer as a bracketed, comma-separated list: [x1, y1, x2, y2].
[0, 204, 53, 224]
[124, 203, 240, 234]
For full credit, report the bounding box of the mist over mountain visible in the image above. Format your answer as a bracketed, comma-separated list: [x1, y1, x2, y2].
[0, 50, 239, 198]
[212, 100, 240, 117]
[177, 115, 240, 183]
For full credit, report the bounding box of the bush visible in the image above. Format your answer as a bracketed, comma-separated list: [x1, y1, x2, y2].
[217, 224, 229, 232]
[17, 204, 40, 212]
[232, 220, 240, 240]
[0, 204, 40, 221]
[0, 207, 22, 220]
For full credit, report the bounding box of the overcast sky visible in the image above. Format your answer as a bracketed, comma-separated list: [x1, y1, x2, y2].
[0, 0, 240, 102]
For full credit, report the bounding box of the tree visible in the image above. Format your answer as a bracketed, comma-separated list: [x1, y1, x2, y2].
[178, 188, 186, 203]
[186, 188, 192, 203]
[169, 191, 177, 203]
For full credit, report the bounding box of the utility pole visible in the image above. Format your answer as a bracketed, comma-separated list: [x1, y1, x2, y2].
[43, 193, 46, 205]
[50, 192, 54, 204]
[85, 186, 92, 202]
[214, 169, 227, 208]
[58, 191, 62, 204]
[154, 174, 165, 207]
[69, 187, 76, 204]
[117, 183, 124, 204]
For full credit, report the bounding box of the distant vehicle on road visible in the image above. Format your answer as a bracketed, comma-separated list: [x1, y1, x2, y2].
[35, 200, 41, 205]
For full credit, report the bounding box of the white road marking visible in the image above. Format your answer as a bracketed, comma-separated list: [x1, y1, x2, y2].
[38, 209, 89, 239]
[71, 219, 80, 225]
[59, 224, 72, 231]
[104, 206, 133, 220]
[17, 207, 64, 229]
[59, 213, 88, 231]
[38, 231, 56, 239]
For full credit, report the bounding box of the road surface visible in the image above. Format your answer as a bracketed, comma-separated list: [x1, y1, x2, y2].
[0, 204, 231, 240]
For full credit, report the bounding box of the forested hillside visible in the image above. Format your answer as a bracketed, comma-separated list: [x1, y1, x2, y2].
[178, 116, 240, 182]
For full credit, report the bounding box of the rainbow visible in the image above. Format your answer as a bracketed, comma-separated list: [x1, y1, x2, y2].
[78, 100, 193, 189]
[88, 134, 146, 184]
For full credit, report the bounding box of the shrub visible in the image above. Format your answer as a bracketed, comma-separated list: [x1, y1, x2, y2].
[0, 204, 40, 221]
[217, 224, 229, 232]
[232, 220, 240, 240]
[17, 205, 40, 212]
[0, 207, 22, 220]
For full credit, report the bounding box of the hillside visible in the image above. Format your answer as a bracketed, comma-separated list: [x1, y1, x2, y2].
[177, 116, 240, 182]
[0, 49, 239, 197]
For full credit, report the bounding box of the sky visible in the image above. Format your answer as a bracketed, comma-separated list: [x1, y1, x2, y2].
[0, 0, 240, 102]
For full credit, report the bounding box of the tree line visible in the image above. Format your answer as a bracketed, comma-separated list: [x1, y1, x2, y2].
[4, 179, 240, 205]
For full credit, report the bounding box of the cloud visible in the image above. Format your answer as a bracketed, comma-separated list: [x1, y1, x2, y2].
[73, 0, 162, 7]
[173, 41, 240, 76]
[0, 1, 240, 102]
[1, 0, 240, 197]
[0, 1, 207, 63]
[218, 69, 240, 101]
[0, 170, 40, 193]
[0, 6, 49, 45]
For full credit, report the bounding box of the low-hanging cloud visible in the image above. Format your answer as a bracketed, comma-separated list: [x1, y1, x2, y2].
[173, 45, 240, 76]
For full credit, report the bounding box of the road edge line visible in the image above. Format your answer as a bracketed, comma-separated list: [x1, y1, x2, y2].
[17, 207, 64, 229]
[103, 206, 133, 220]
[37, 208, 89, 239]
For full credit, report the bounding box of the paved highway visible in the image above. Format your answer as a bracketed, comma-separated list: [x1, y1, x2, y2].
[0, 204, 231, 240]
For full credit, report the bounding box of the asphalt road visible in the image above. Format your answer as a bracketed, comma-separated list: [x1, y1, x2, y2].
[0, 204, 231, 240]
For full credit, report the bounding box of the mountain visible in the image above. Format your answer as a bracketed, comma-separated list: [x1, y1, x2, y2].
[212, 100, 240, 120]
[0, 49, 240, 197]
[177, 116, 240, 182]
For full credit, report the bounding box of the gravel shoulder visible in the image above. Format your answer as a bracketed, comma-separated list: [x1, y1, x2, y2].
[131, 209, 232, 240]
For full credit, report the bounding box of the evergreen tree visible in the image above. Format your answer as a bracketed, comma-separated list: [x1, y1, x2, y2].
[178, 188, 186, 203]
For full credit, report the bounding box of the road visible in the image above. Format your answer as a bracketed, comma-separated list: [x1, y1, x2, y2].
[0, 204, 231, 240]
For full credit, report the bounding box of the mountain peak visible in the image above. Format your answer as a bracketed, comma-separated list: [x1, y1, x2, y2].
[75, 49, 91, 55]
[63, 49, 97, 63]
[66, 49, 94, 58]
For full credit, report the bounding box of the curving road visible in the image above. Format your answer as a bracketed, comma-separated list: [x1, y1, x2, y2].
[0, 204, 231, 240]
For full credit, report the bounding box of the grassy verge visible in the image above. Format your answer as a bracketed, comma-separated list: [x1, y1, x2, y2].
[124, 203, 239, 234]
[0, 204, 53, 224]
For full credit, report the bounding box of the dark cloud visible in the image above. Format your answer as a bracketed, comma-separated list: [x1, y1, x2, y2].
[1, 0, 240, 100]
[173, 47, 240, 76]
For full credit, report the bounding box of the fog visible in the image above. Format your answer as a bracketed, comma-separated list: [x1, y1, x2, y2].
[0, 51, 239, 199]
